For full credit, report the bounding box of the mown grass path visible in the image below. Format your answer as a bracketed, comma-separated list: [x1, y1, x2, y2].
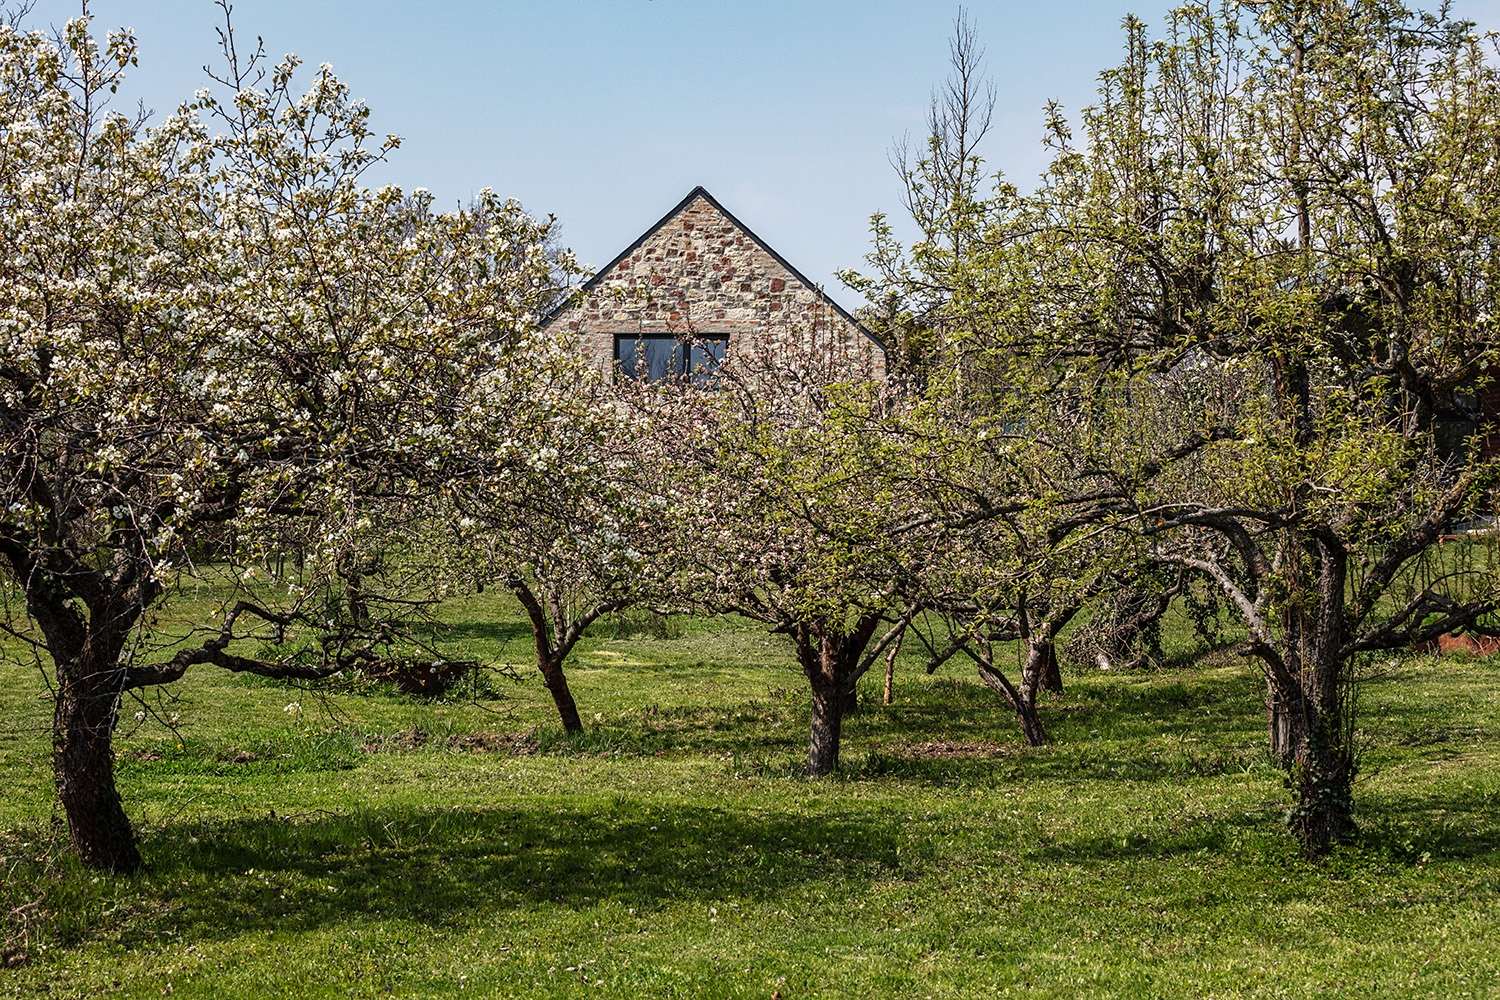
[1, 601, 1496, 997]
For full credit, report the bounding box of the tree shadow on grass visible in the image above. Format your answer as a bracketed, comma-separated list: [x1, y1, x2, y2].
[1356, 787, 1500, 862]
[852, 668, 1266, 745]
[128, 800, 906, 947]
[31, 768, 1499, 952]
[839, 741, 1278, 788]
[1027, 811, 1294, 867]
[435, 620, 533, 648]
[1009, 786, 1500, 868]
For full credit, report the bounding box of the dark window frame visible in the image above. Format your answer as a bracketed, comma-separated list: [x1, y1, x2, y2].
[614, 333, 728, 385]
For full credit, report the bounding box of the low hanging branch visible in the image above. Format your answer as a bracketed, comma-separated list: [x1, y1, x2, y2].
[122, 601, 374, 689]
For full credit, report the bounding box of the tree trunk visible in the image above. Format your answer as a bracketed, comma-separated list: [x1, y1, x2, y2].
[536, 654, 583, 734]
[972, 606, 1075, 746]
[1267, 677, 1294, 763]
[1280, 642, 1357, 856]
[1037, 641, 1064, 694]
[839, 683, 859, 716]
[1282, 534, 1356, 856]
[977, 662, 1049, 747]
[808, 673, 844, 777]
[882, 627, 903, 705]
[1017, 638, 1059, 744]
[509, 577, 585, 734]
[797, 615, 883, 776]
[1014, 696, 1049, 747]
[1289, 713, 1357, 856]
[344, 559, 367, 629]
[54, 656, 140, 873]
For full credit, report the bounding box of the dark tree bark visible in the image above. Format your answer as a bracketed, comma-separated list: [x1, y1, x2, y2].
[344, 558, 368, 630]
[10, 544, 382, 873]
[1267, 678, 1294, 764]
[808, 672, 845, 777]
[15, 559, 150, 874]
[1262, 647, 1356, 855]
[795, 614, 883, 776]
[1285, 701, 1357, 853]
[54, 653, 140, 873]
[965, 601, 1079, 747]
[976, 661, 1049, 747]
[508, 575, 626, 735]
[1283, 534, 1357, 853]
[839, 684, 860, 716]
[536, 652, 584, 734]
[1037, 641, 1064, 694]
[1164, 529, 1367, 856]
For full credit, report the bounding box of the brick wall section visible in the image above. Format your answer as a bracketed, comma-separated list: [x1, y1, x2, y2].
[543, 190, 883, 376]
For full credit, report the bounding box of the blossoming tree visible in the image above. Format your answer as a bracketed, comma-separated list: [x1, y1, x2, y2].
[443, 359, 666, 733]
[643, 333, 923, 775]
[0, 10, 564, 871]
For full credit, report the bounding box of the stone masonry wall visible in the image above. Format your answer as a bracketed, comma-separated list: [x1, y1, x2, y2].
[544, 192, 882, 376]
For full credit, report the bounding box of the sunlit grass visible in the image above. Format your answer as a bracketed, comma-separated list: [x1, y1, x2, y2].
[0, 592, 1497, 997]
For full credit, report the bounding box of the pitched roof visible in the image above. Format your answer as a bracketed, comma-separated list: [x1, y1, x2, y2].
[541, 185, 884, 351]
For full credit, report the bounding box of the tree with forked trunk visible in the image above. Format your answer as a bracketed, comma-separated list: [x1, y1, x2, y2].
[1019, 0, 1500, 854]
[638, 331, 924, 776]
[445, 362, 664, 734]
[903, 396, 1159, 748]
[935, 595, 1079, 748]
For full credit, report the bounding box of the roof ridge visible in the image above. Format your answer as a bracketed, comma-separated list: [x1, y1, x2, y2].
[540, 188, 884, 352]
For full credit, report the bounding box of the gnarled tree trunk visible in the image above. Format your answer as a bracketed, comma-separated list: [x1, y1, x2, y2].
[808, 671, 845, 777]
[1288, 709, 1357, 853]
[1286, 544, 1357, 855]
[1267, 677, 1294, 764]
[508, 576, 627, 735]
[54, 650, 140, 873]
[1243, 534, 1357, 856]
[976, 660, 1049, 747]
[509, 576, 586, 733]
[797, 614, 883, 776]
[1037, 641, 1064, 694]
[25, 579, 146, 874]
[536, 653, 584, 734]
[839, 684, 860, 716]
[971, 602, 1080, 747]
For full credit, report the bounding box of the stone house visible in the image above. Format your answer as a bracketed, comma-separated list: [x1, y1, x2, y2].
[540, 186, 884, 381]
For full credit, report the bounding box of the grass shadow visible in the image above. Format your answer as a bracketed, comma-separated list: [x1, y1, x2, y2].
[1356, 787, 1500, 862]
[434, 620, 533, 648]
[118, 800, 906, 946]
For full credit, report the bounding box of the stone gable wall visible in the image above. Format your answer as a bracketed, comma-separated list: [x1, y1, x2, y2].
[545, 194, 882, 376]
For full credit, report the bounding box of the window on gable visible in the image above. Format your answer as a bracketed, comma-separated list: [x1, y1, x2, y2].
[616, 335, 727, 385]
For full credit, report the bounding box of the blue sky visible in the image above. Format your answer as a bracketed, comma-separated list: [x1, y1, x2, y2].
[30, 1, 1500, 309]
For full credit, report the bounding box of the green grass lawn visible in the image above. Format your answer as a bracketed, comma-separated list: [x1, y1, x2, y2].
[1, 593, 1498, 998]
